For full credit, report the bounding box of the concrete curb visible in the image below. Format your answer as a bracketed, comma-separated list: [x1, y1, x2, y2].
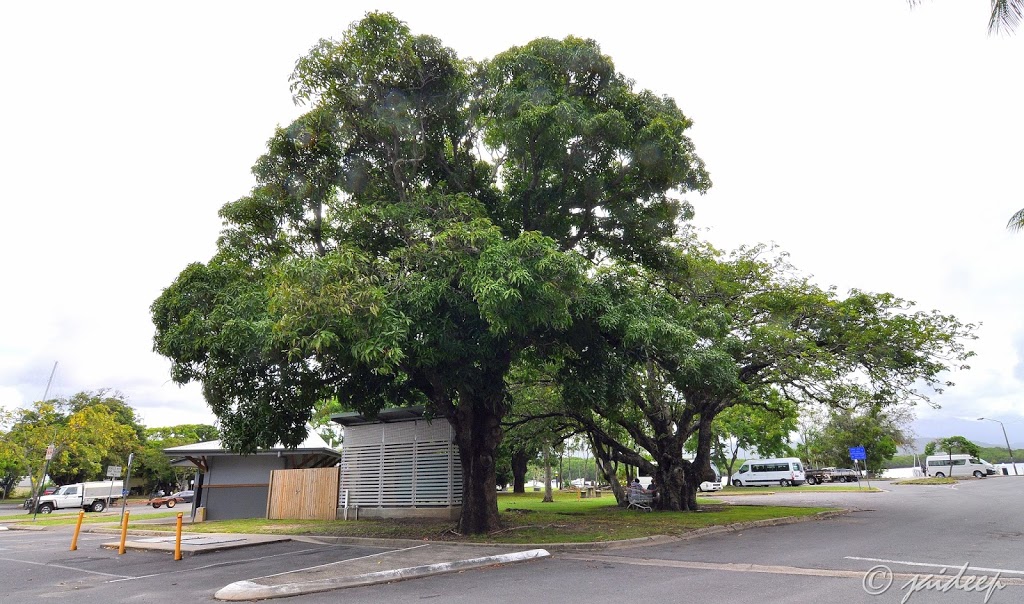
[214, 548, 551, 601]
[295, 509, 850, 553]
[0, 523, 45, 531]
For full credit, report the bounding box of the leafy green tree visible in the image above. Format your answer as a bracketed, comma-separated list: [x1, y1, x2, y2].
[132, 424, 219, 492]
[59, 390, 145, 483]
[151, 13, 708, 534]
[709, 395, 798, 484]
[924, 435, 981, 476]
[808, 405, 913, 475]
[0, 409, 27, 498]
[559, 239, 975, 510]
[4, 392, 142, 495]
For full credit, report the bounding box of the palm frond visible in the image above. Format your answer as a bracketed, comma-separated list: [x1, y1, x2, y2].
[1007, 207, 1024, 233]
[989, 0, 1024, 35]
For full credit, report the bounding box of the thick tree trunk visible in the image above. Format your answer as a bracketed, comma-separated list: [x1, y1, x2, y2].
[450, 396, 505, 535]
[511, 448, 530, 494]
[680, 461, 699, 510]
[592, 440, 624, 505]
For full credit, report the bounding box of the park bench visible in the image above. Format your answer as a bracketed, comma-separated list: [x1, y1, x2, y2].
[626, 485, 652, 511]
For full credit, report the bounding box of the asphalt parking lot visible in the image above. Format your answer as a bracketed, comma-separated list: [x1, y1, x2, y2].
[3, 478, 1024, 603]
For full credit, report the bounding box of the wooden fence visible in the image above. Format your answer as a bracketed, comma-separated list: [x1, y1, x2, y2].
[266, 467, 339, 520]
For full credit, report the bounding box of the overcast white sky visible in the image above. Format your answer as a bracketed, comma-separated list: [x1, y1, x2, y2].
[1, 1, 1022, 448]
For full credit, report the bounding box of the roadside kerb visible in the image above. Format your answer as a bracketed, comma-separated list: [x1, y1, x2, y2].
[295, 509, 849, 553]
[531, 509, 849, 552]
[214, 547, 551, 601]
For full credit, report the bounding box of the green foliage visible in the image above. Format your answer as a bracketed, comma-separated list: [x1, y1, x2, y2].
[709, 395, 799, 481]
[131, 424, 219, 491]
[2, 391, 143, 494]
[802, 406, 911, 474]
[480, 35, 709, 265]
[557, 238, 974, 506]
[151, 12, 710, 533]
[894, 477, 957, 485]
[923, 435, 981, 458]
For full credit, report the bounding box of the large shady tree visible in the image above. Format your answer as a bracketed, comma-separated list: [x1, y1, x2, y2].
[151, 13, 709, 533]
[559, 238, 976, 510]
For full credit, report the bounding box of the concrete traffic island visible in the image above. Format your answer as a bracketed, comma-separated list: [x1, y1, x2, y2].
[100, 532, 292, 555]
[214, 544, 551, 601]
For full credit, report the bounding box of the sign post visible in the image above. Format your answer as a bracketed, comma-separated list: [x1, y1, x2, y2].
[849, 446, 869, 490]
[119, 453, 134, 520]
[33, 440, 57, 522]
[106, 465, 122, 504]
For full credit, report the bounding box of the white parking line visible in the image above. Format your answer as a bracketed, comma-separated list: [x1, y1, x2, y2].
[0, 557, 131, 579]
[106, 545, 362, 583]
[845, 556, 1024, 576]
[561, 554, 1024, 585]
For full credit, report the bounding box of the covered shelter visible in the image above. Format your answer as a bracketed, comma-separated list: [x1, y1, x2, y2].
[164, 430, 340, 521]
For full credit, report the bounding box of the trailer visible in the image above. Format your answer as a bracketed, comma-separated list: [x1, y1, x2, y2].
[804, 467, 859, 485]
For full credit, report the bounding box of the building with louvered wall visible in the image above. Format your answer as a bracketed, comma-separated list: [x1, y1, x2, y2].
[333, 407, 462, 520]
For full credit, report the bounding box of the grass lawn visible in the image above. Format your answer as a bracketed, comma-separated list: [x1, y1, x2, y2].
[892, 477, 958, 485]
[0, 508, 183, 527]
[90, 490, 834, 545]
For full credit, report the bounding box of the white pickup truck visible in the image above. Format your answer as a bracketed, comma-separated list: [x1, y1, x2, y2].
[33, 481, 124, 513]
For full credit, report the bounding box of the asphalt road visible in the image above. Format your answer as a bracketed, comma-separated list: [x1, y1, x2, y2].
[2, 478, 1022, 603]
[0, 500, 187, 519]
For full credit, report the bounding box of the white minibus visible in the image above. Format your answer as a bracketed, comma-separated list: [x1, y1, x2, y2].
[638, 461, 723, 492]
[925, 454, 995, 478]
[730, 457, 806, 487]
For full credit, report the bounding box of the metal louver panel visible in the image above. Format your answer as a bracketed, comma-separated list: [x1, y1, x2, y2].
[339, 419, 461, 508]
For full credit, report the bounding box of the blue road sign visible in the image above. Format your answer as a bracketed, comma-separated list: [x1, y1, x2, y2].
[122, 489, 129, 497]
[849, 446, 866, 460]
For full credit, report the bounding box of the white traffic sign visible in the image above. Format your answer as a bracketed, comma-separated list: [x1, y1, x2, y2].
[44, 445, 54, 460]
[106, 465, 122, 478]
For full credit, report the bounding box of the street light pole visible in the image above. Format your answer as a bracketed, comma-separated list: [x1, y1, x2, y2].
[978, 417, 1018, 476]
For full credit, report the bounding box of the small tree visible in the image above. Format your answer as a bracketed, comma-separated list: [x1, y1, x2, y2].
[924, 436, 981, 477]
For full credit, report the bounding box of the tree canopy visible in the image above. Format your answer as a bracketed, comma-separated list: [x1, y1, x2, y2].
[0, 391, 143, 496]
[152, 11, 977, 531]
[553, 238, 975, 509]
[152, 12, 709, 534]
[924, 435, 982, 458]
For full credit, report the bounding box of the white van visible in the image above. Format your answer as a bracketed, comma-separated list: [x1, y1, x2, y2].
[731, 457, 806, 487]
[699, 461, 724, 492]
[925, 454, 995, 478]
[638, 461, 723, 492]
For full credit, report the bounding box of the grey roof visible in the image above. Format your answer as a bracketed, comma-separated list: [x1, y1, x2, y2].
[163, 428, 339, 457]
[331, 406, 429, 426]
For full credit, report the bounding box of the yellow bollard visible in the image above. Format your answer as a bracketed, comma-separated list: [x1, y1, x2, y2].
[118, 510, 130, 555]
[174, 512, 183, 561]
[70, 510, 85, 551]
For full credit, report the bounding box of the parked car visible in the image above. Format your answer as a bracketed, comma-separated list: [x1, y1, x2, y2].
[22, 486, 59, 510]
[148, 490, 194, 509]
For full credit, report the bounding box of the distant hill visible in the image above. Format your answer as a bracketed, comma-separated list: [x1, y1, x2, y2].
[903, 437, 1024, 454]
